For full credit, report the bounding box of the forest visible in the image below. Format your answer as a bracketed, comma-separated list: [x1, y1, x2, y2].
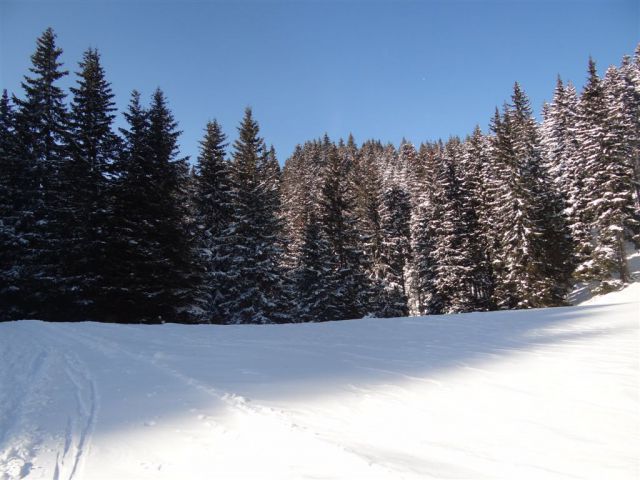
[1, 28, 638, 324]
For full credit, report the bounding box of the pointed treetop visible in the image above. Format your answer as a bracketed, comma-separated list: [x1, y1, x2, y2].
[199, 119, 227, 155]
[26, 27, 68, 81]
[0, 90, 10, 113]
[489, 107, 502, 133]
[510, 82, 533, 119]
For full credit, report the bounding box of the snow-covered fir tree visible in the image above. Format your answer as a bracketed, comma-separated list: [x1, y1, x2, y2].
[2, 29, 640, 323]
[0, 91, 22, 318]
[63, 47, 121, 320]
[12, 28, 70, 319]
[488, 84, 573, 308]
[221, 108, 286, 324]
[404, 142, 442, 315]
[575, 59, 639, 288]
[290, 210, 341, 322]
[319, 136, 371, 319]
[192, 120, 232, 323]
[377, 182, 412, 317]
[104, 90, 195, 323]
[460, 127, 496, 310]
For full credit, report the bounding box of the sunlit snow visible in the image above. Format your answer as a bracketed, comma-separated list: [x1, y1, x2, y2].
[0, 284, 638, 479]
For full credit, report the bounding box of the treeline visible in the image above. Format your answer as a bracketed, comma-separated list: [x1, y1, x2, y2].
[0, 29, 638, 323]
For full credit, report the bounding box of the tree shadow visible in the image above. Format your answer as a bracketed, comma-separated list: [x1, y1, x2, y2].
[0, 300, 635, 455]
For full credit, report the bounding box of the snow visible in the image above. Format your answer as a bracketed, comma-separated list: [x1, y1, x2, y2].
[1, 284, 639, 479]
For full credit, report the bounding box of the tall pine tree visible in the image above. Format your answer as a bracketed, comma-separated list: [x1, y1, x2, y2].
[13, 28, 70, 319]
[63, 47, 121, 319]
[221, 108, 286, 324]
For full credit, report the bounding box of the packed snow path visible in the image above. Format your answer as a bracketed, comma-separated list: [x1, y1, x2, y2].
[0, 285, 638, 480]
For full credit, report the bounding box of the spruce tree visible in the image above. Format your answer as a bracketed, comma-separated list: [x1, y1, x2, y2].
[576, 60, 637, 287]
[404, 142, 442, 315]
[488, 85, 573, 309]
[461, 127, 496, 310]
[105, 90, 194, 323]
[0, 91, 22, 318]
[350, 139, 386, 315]
[13, 28, 70, 319]
[193, 120, 232, 323]
[63, 47, 120, 319]
[291, 211, 341, 322]
[222, 108, 285, 324]
[429, 139, 482, 313]
[377, 183, 411, 317]
[319, 136, 370, 319]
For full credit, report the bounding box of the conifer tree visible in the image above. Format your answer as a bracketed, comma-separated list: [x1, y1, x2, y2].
[350, 140, 386, 315]
[461, 127, 496, 309]
[105, 90, 194, 323]
[576, 60, 637, 286]
[0, 91, 22, 318]
[377, 183, 411, 317]
[13, 28, 70, 319]
[489, 84, 572, 308]
[193, 120, 232, 323]
[429, 140, 482, 313]
[291, 211, 341, 322]
[404, 142, 442, 315]
[320, 136, 371, 319]
[63, 47, 120, 319]
[222, 108, 286, 324]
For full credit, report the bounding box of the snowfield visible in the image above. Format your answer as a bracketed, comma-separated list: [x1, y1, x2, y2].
[1, 285, 639, 480]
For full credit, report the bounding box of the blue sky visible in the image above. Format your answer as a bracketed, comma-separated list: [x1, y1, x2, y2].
[1, 0, 638, 163]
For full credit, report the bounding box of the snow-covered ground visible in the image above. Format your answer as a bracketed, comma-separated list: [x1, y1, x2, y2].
[1, 285, 638, 480]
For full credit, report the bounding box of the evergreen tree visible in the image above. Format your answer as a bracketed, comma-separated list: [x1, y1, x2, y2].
[104, 89, 194, 323]
[63, 47, 121, 319]
[319, 136, 370, 319]
[404, 142, 442, 315]
[620, 53, 640, 211]
[222, 108, 285, 324]
[193, 120, 232, 323]
[12, 27, 70, 319]
[429, 140, 482, 313]
[350, 139, 386, 315]
[377, 183, 411, 317]
[489, 84, 572, 308]
[291, 211, 341, 322]
[576, 60, 638, 287]
[540, 78, 590, 276]
[461, 127, 496, 310]
[0, 91, 22, 318]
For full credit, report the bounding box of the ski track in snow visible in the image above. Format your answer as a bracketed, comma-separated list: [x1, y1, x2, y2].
[0, 325, 99, 480]
[0, 282, 638, 479]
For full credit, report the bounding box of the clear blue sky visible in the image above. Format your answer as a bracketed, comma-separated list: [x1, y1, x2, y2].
[1, 0, 638, 163]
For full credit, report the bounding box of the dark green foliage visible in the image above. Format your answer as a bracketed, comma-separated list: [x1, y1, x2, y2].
[192, 120, 232, 323]
[489, 84, 573, 308]
[12, 28, 70, 319]
[2, 29, 638, 323]
[377, 184, 411, 317]
[0, 91, 23, 318]
[103, 90, 195, 323]
[222, 108, 286, 324]
[319, 136, 371, 319]
[291, 211, 341, 322]
[63, 48, 121, 320]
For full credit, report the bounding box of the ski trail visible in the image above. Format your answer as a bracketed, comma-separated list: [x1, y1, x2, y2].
[63, 327, 399, 477]
[0, 329, 52, 480]
[52, 352, 99, 480]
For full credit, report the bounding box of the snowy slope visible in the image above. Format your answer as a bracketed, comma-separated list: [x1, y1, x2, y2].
[1, 285, 638, 480]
